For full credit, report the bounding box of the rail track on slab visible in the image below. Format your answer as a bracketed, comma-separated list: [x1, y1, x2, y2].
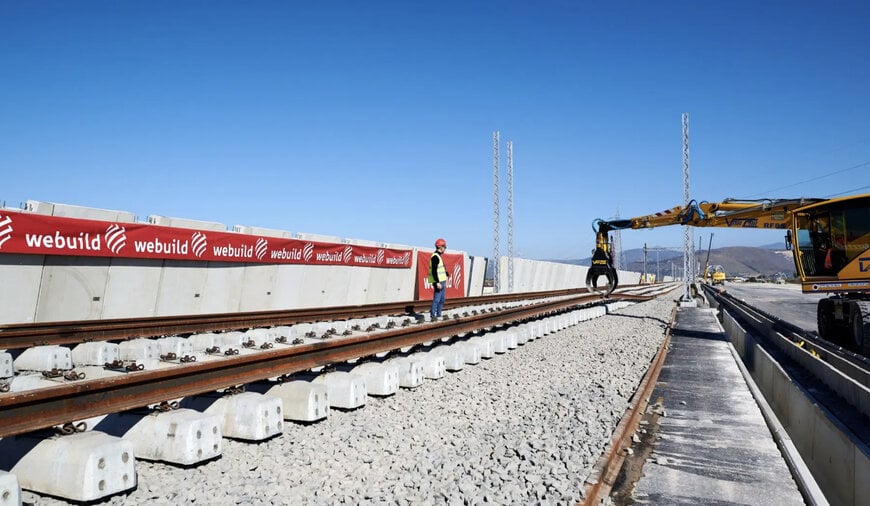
[584, 284, 870, 505]
[0, 284, 672, 439]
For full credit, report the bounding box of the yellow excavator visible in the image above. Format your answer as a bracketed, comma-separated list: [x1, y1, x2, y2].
[586, 195, 870, 352]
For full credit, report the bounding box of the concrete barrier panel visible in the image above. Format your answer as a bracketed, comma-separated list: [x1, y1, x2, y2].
[233, 225, 291, 310]
[0, 253, 43, 324]
[101, 258, 162, 319]
[200, 262, 245, 314]
[36, 256, 111, 322]
[466, 255, 487, 297]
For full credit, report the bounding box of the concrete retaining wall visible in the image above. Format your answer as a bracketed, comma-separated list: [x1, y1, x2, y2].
[721, 310, 870, 506]
[0, 201, 644, 324]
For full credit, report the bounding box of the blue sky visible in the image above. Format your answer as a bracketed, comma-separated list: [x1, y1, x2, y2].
[2, 1, 869, 260]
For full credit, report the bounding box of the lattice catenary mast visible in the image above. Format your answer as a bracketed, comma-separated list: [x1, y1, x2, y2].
[681, 113, 694, 302]
[506, 140, 515, 292]
[492, 131, 500, 293]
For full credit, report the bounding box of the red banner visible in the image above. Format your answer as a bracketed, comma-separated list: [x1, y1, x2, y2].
[0, 210, 412, 268]
[415, 251, 466, 300]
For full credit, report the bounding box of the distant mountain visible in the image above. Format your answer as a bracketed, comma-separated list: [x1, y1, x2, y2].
[557, 246, 795, 278]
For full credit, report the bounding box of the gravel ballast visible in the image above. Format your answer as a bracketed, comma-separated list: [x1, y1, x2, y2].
[28, 296, 675, 506]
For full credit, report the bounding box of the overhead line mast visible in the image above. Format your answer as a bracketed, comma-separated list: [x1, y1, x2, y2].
[492, 131, 500, 293]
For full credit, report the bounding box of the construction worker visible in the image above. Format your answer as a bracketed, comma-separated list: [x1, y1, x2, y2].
[428, 238, 450, 321]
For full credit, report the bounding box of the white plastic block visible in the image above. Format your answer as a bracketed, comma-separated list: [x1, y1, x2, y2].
[121, 409, 222, 465]
[387, 357, 425, 389]
[181, 392, 283, 441]
[489, 333, 508, 354]
[71, 342, 120, 367]
[188, 332, 219, 352]
[13, 346, 72, 373]
[419, 352, 446, 379]
[9, 373, 61, 392]
[351, 362, 399, 396]
[5, 431, 135, 502]
[502, 330, 518, 350]
[118, 339, 159, 363]
[214, 331, 245, 348]
[469, 337, 494, 359]
[265, 381, 329, 422]
[452, 342, 481, 365]
[0, 470, 19, 506]
[312, 372, 367, 409]
[436, 349, 464, 372]
[155, 336, 194, 359]
[0, 352, 13, 378]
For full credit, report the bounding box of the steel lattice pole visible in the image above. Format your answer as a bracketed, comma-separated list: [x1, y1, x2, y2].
[507, 140, 514, 293]
[492, 131, 500, 294]
[682, 113, 694, 301]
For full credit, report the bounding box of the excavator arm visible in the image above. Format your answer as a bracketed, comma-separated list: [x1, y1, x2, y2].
[585, 198, 825, 295]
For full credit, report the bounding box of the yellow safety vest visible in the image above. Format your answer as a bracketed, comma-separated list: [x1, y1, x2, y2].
[427, 252, 448, 283]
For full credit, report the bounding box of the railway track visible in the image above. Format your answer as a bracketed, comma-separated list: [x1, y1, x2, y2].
[0, 284, 678, 504]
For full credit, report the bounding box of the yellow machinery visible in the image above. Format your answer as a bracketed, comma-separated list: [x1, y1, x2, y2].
[586, 195, 870, 351]
[705, 265, 726, 285]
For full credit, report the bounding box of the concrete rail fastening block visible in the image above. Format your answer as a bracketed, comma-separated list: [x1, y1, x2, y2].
[12, 346, 72, 373]
[90, 409, 222, 466]
[312, 371, 367, 409]
[386, 357, 425, 389]
[248, 380, 329, 422]
[350, 362, 399, 396]
[179, 391, 283, 441]
[0, 470, 20, 506]
[0, 431, 135, 503]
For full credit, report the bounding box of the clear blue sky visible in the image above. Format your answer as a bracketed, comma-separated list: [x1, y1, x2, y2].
[2, 1, 869, 260]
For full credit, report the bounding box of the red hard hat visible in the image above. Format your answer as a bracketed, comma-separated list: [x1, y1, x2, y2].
[435, 238, 447, 247]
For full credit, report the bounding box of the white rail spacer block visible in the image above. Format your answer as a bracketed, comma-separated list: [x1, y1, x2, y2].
[263, 381, 329, 422]
[102, 409, 222, 465]
[418, 352, 446, 379]
[214, 331, 246, 349]
[488, 333, 508, 354]
[451, 342, 481, 365]
[0, 352, 13, 378]
[436, 348, 464, 372]
[188, 332, 220, 352]
[155, 336, 194, 358]
[502, 330, 519, 350]
[387, 357, 425, 389]
[9, 373, 68, 392]
[513, 327, 529, 345]
[12, 346, 72, 373]
[1, 431, 135, 503]
[71, 342, 120, 367]
[350, 362, 399, 396]
[469, 337, 494, 359]
[312, 372, 367, 409]
[0, 470, 19, 506]
[118, 339, 159, 363]
[180, 392, 283, 441]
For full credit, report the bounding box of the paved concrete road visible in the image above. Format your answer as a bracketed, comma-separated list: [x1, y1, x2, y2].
[716, 281, 827, 334]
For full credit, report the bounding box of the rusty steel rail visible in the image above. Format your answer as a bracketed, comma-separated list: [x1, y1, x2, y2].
[580, 305, 675, 505]
[0, 288, 599, 350]
[0, 292, 657, 438]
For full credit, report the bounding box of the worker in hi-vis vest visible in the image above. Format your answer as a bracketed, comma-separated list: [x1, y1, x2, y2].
[428, 238, 450, 320]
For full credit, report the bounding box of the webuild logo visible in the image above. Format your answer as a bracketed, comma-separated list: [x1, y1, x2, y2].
[386, 251, 410, 265]
[191, 232, 207, 258]
[452, 263, 463, 286]
[0, 214, 12, 250]
[343, 246, 353, 263]
[25, 229, 102, 251]
[105, 224, 127, 254]
[255, 238, 268, 260]
[303, 243, 314, 262]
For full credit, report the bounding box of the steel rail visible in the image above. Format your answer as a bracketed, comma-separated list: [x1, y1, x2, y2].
[580, 306, 675, 505]
[0, 288, 598, 350]
[0, 292, 651, 438]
